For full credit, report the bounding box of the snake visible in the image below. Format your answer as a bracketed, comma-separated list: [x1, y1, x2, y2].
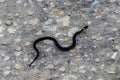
[29, 25, 89, 66]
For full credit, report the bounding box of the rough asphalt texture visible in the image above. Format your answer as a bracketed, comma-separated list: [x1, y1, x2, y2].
[0, 0, 120, 80]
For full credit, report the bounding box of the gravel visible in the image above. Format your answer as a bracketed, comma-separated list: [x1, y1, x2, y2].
[0, 0, 120, 80]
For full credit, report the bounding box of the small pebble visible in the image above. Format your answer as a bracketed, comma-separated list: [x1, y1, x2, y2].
[0, 19, 2, 25]
[111, 52, 118, 60]
[90, 66, 97, 73]
[92, 29, 98, 33]
[16, 0, 22, 4]
[14, 38, 21, 42]
[112, 28, 118, 31]
[13, 22, 17, 27]
[108, 0, 116, 2]
[23, 54, 29, 62]
[23, 57, 29, 62]
[15, 46, 23, 51]
[79, 65, 85, 69]
[55, 33, 62, 37]
[36, 30, 42, 35]
[56, 16, 70, 26]
[14, 64, 22, 69]
[5, 20, 13, 26]
[84, 54, 89, 57]
[0, 34, 3, 37]
[30, 63, 36, 67]
[63, 75, 78, 80]
[0, 51, 5, 57]
[67, 59, 71, 63]
[92, 35, 103, 41]
[74, 57, 81, 62]
[97, 78, 104, 80]
[50, 2, 55, 7]
[43, 25, 57, 32]
[50, 8, 64, 16]
[7, 28, 17, 34]
[37, 0, 42, 2]
[23, 20, 28, 25]
[91, 0, 100, 8]
[2, 40, 9, 45]
[29, 18, 39, 25]
[95, 58, 100, 62]
[0, 0, 5, 2]
[100, 64, 105, 70]
[87, 21, 92, 25]
[96, 37, 103, 41]
[69, 49, 75, 53]
[88, 76, 93, 79]
[27, 10, 34, 16]
[0, 26, 5, 33]
[45, 19, 52, 25]
[76, 37, 80, 41]
[105, 65, 116, 74]
[63, 34, 67, 37]
[14, 13, 19, 17]
[79, 66, 86, 73]
[3, 56, 10, 61]
[53, 61, 59, 66]
[25, 41, 31, 46]
[14, 51, 22, 57]
[59, 67, 66, 72]
[46, 64, 54, 69]
[115, 44, 120, 51]
[3, 71, 11, 76]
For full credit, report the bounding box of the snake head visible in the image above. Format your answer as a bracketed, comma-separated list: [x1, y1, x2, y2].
[82, 25, 89, 32]
[84, 25, 89, 29]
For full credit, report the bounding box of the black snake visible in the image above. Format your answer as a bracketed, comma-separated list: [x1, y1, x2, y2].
[29, 25, 89, 66]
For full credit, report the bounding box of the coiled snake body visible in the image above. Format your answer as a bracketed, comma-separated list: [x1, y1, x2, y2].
[29, 26, 89, 66]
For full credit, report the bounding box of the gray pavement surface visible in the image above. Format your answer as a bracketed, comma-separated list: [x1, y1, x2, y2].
[0, 0, 120, 80]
